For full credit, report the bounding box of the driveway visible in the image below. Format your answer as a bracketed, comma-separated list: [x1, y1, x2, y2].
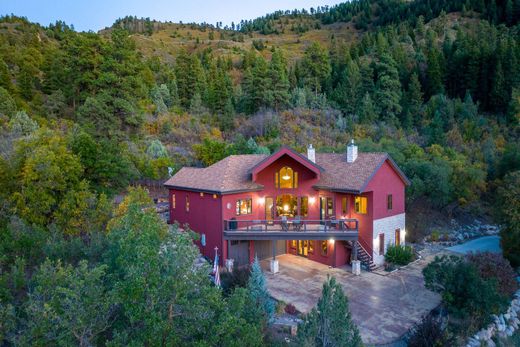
[446, 235, 501, 254]
[262, 254, 441, 346]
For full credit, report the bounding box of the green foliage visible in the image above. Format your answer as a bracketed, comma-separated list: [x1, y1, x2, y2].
[247, 257, 274, 325]
[407, 315, 455, 347]
[385, 244, 414, 266]
[20, 260, 113, 346]
[8, 111, 38, 136]
[466, 252, 518, 297]
[423, 255, 507, 333]
[300, 42, 331, 94]
[496, 171, 520, 267]
[297, 276, 362, 347]
[0, 87, 16, 117]
[193, 137, 229, 166]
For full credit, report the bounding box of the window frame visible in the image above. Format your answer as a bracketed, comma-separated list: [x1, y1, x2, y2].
[275, 166, 298, 189]
[185, 195, 190, 213]
[379, 233, 385, 256]
[355, 196, 368, 214]
[172, 194, 176, 209]
[320, 240, 328, 256]
[341, 197, 348, 215]
[235, 198, 253, 216]
[387, 194, 393, 210]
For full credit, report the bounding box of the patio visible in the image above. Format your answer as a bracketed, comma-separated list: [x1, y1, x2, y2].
[261, 254, 441, 345]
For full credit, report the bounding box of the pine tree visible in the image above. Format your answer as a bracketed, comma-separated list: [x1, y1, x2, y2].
[404, 72, 423, 128]
[269, 49, 290, 110]
[374, 54, 402, 124]
[297, 276, 362, 347]
[247, 256, 274, 324]
[334, 61, 361, 115]
[301, 42, 331, 94]
[358, 92, 377, 124]
[426, 48, 444, 98]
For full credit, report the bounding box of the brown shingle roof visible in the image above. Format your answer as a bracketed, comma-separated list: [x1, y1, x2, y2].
[164, 149, 408, 194]
[164, 154, 268, 194]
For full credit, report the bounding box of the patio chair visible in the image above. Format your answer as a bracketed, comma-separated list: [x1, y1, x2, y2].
[281, 216, 289, 232]
[292, 216, 302, 231]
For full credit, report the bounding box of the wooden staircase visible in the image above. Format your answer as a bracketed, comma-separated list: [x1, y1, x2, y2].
[354, 241, 377, 272]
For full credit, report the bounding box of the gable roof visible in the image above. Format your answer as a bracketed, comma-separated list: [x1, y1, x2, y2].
[249, 146, 322, 181]
[164, 148, 410, 194]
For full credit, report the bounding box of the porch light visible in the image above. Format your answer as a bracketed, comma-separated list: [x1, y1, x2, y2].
[283, 204, 289, 212]
[258, 197, 265, 205]
[309, 197, 316, 204]
[329, 238, 335, 244]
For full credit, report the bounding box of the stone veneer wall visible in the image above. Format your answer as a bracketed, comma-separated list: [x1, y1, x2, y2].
[372, 213, 406, 266]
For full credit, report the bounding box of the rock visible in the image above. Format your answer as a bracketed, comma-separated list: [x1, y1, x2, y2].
[497, 323, 506, 332]
[504, 313, 511, 320]
[506, 326, 514, 336]
[487, 339, 496, 347]
[500, 315, 506, 326]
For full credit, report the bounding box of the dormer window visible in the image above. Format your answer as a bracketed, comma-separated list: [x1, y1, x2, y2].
[275, 166, 298, 189]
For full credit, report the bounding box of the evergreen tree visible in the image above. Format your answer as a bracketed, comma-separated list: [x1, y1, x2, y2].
[247, 256, 274, 324]
[403, 72, 423, 128]
[426, 48, 444, 98]
[358, 92, 376, 124]
[0, 87, 16, 117]
[374, 54, 402, 124]
[301, 42, 331, 94]
[333, 60, 361, 114]
[269, 49, 290, 110]
[297, 276, 362, 347]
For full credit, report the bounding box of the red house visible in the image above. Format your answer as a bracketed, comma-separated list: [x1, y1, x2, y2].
[164, 141, 409, 271]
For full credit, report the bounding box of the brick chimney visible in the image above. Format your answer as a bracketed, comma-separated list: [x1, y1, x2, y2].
[347, 139, 358, 163]
[307, 144, 316, 163]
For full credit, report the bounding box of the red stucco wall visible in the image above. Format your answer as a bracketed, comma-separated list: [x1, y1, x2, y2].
[365, 160, 406, 220]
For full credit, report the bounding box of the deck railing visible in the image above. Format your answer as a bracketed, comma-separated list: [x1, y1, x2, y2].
[223, 218, 358, 233]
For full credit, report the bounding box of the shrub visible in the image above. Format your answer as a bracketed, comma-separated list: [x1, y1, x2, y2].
[430, 230, 440, 242]
[466, 252, 518, 297]
[407, 314, 455, 347]
[423, 255, 508, 333]
[220, 266, 251, 296]
[275, 301, 286, 315]
[385, 244, 415, 266]
[284, 303, 297, 315]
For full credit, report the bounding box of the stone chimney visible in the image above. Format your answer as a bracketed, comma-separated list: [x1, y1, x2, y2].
[307, 144, 316, 163]
[347, 139, 358, 163]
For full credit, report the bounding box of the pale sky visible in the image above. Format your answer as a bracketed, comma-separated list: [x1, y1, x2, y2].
[2, 0, 346, 32]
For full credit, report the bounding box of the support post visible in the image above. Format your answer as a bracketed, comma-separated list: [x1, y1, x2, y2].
[270, 240, 279, 273]
[272, 240, 276, 261]
[353, 240, 358, 261]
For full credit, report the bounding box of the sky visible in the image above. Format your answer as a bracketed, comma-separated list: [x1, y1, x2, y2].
[2, 0, 346, 32]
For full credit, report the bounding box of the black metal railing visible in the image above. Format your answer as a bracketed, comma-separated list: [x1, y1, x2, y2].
[224, 218, 358, 233]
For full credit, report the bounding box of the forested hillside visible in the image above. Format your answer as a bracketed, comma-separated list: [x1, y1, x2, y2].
[0, 0, 519, 344]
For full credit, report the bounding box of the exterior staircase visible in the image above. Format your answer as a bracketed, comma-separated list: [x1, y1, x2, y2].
[354, 241, 377, 272]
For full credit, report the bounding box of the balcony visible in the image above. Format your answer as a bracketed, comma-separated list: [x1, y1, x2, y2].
[223, 218, 359, 241]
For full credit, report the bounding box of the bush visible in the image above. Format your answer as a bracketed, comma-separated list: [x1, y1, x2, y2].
[220, 266, 251, 296]
[385, 244, 415, 266]
[407, 314, 455, 347]
[466, 252, 518, 297]
[423, 255, 508, 333]
[430, 230, 440, 242]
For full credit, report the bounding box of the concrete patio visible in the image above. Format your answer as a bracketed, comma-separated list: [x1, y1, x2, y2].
[261, 254, 441, 346]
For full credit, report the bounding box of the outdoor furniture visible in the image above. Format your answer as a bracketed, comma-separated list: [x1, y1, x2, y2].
[281, 216, 289, 232]
[292, 216, 302, 231]
[330, 218, 339, 230]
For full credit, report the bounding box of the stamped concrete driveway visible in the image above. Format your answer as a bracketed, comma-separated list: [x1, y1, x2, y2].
[262, 254, 441, 346]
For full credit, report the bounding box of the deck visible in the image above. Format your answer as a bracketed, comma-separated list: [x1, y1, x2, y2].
[223, 218, 359, 241]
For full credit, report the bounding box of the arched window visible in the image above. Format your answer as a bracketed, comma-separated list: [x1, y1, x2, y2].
[275, 166, 298, 189]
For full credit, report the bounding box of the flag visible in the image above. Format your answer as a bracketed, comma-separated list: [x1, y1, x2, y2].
[213, 247, 221, 287]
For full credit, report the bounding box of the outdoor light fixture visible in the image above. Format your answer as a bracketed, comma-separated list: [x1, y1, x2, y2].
[283, 204, 289, 212]
[282, 174, 291, 180]
[329, 238, 335, 244]
[258, 197, 265, 205]
[309, 197, 316, 204]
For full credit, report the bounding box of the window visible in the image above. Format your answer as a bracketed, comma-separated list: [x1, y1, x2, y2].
[276, 194, 297, 217]
[327, 198, 334, 217]
[395, 229, 401, 246]
[185, 195, 189, 212]
[276, 166, 298, 189]
[236, 198, 252, 215]
[342, 197, 348, 215]
[300, 196, 308, 217]
[308, 240, 314, 254]
[291, 240, 297, 249]
[379, 233, 385, 255]
[387, 194, 393, 210]
[212, 194, 217, 199]
[355, 196, 367, 214]
[172, 194, 176, 209]
[200, 192, 204, 198]
[320, 241, 328, 256]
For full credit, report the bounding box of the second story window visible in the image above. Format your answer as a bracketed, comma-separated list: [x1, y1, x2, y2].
[275, 166, 298, 189]
[185, 195, 190, 212]
[355, 196, 367, 214]
[172, 194, 176, 209]
[342, 197, 348, 215]
[236, 198, 252, 215]
[387, 194, 393, 210]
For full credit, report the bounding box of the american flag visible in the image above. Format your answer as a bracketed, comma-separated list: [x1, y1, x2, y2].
[213, 247, 221, 287]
